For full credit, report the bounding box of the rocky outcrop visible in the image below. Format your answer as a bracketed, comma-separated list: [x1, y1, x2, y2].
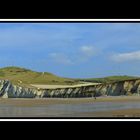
[0, 79, 140, 98]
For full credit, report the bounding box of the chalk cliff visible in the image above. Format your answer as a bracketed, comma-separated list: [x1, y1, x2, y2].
[0, 79, 140, 98]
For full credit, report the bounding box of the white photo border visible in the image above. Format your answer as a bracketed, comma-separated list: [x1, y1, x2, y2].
[0, 18, 139, 121]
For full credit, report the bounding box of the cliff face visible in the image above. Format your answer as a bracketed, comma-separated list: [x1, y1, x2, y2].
[0, 79, 140, 98]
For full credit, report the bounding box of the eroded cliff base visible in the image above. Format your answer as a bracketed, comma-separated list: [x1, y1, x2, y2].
[0, 79, 140, 98]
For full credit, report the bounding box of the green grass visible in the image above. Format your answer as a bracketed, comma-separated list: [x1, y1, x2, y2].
[76, 75, 140, 83]
[0, 66, 139, 87]
[0, 66, 78, 86]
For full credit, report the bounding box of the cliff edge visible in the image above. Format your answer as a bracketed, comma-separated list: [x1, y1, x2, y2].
[0, 79, 140, 98]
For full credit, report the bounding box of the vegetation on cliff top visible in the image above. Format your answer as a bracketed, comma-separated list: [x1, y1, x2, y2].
[0, 66, 77, 85]
[0, 66, 139, 86]
[76, 75, 140, 83]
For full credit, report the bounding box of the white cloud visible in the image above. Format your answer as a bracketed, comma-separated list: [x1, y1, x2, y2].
[80, 46, 96, 57]
[49, 53, 73, 65]
[111, 51, 140, 62]
[78, 46, 98, 62]
[49, 46, 99, 65]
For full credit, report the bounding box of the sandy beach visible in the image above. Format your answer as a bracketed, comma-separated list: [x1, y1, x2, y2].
[0, 96, 140, 117]
[1, 96, 140, 105]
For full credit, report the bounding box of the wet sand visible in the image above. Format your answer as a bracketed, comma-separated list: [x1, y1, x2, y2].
[76, 109, 140, 117]
[0, 96, 140, 117]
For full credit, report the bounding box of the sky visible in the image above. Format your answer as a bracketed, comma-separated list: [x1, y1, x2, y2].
[0, 23, 140, 78]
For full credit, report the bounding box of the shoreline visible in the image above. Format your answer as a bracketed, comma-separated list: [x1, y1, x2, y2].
[0, 95, 140, 106]
[0, 96, 140, 117]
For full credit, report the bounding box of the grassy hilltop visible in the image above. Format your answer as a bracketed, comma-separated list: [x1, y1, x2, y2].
[0, 66, 77, 85]
[76, 75, 140, 83]
[0, 66, 139, 87]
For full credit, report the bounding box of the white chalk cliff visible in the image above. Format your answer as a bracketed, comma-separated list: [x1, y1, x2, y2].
[0, 79, 140, 98]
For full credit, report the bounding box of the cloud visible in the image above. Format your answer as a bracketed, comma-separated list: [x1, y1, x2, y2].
[78, 46, 98, 62]
[49, 46, 99, 65]
[111, 51, 140, 62]
[80, 46, 96, 57]
[49, 53, 73, 65]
